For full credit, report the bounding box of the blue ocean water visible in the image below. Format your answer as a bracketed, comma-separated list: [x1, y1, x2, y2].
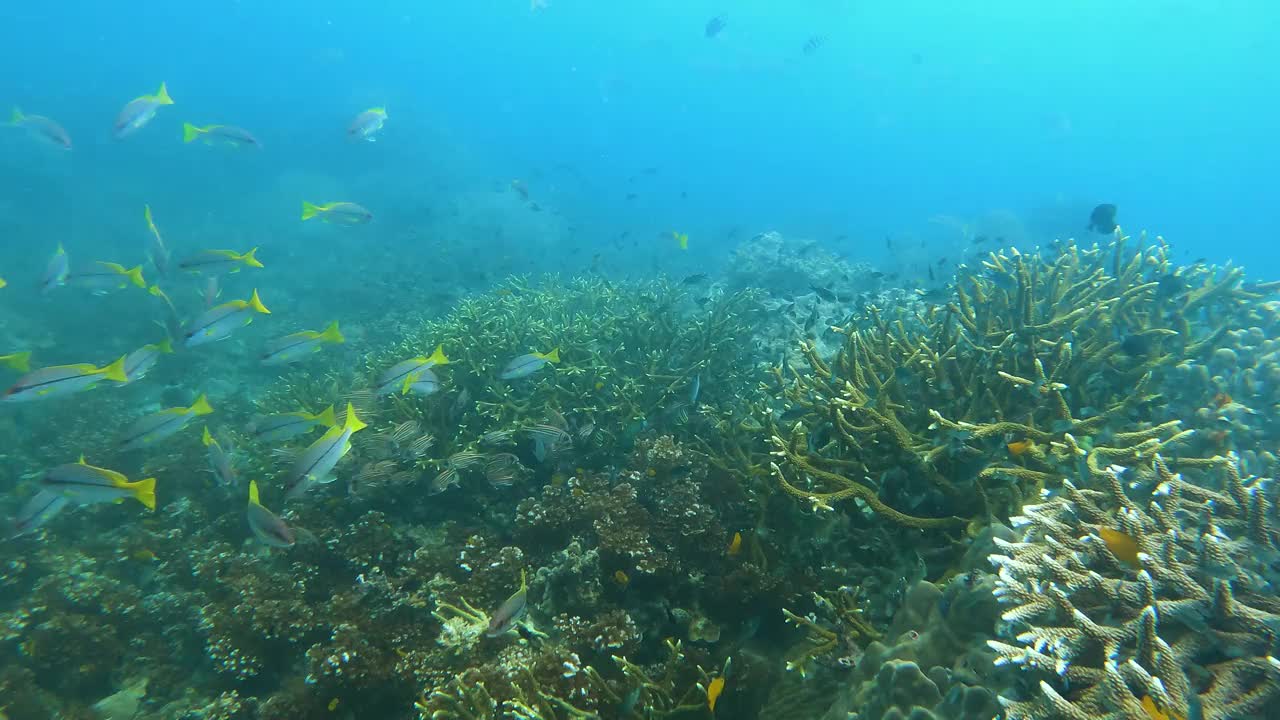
[3, 1, 1276, 284]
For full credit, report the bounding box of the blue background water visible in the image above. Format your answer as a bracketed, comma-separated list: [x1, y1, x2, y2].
[1, 0, 1276, 288]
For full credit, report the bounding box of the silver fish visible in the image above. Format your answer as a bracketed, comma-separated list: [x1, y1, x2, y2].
[119, 395, 213, 451]
[285, 403, 367, 501]
[3, 356, 128, 403]
[247, 480, 294, 547]
[183, 290, 270, 347]
[117, 339, 173, 384]
[41, 244, 70, 292]
[203, 427, 238, 487]
[11, 489, 70, 535]
[249, 405, 337, 442]
[500, 348, 560, 380]
[261, 321, 343, 365]
[485, 570, 528, 636]
[114, 82, 174, 139]
[41, 461, 156, 509]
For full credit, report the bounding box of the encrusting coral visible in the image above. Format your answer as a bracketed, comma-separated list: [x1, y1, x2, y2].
[988, 455, 1280, 720]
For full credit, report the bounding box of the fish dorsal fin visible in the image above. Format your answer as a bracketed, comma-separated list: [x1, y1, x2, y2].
[248, 479, 261, 506]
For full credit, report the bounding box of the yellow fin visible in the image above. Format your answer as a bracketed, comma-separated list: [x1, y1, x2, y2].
[368, 106, 387, 115]
[1098, 527, 1142, 568]
[301, 201, 322, 221]
[242, 247, 264, 268]
[248, 479, 261, 506]
[707, 676, 725, 712]
[320, 321, 344, 344]
[156, 338, 174, 354]
[427, 344, 449, 366]
[144, 204, 155, 228]
[202, 425, 214, 447]
[343, 402, 368, 433]
[0, 277, 6, 289]
[0, 352, 31, 372]
[155, 82, 174, 105]
[10, 107, 22, 124]
[123, 265, 146, 288]
[182, 122, 203, 143]
[678, 232, 689, 250]
[98, 355, 129, 383]
[188, 394, 214, 416]
[131, 477, 158, 510]
[248, 289, 270, 314]
[313, 404, 338, 427]
[541, 348, 561, 364]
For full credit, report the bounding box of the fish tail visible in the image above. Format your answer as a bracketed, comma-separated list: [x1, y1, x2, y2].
[99, 355, 129, 383]
[428, 344, 449, 366]
[678, 233, 689, 250]
[1, 351, 31, 372]
[343, 402, 368, 433]
[156, 338, 174, 354]
[182, 122, 203, 143]
[201, 425, 215, 446]
[131, 477, 158, 510]
[248, 289, 270, 314]
[320, 321, 344, 344]
[544, 347, 561, 364]
[189, 394, 214, 416]
[155, 82, 174, 105]
[242, 247, 264, 268]
[301, 201, 322, 221]
[248, 479, 261, 506]
[123, 265, 146, 288]
[314, 404, 338, 427]
[10, 107, 22, 124]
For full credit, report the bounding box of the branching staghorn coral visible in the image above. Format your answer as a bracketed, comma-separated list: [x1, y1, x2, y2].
[988, 456, 1280, 720]
[769, 233, 1255, 525]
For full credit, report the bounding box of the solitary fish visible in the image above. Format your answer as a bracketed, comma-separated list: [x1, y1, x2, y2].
[116, 338, 173, 384]
[113, 82, 174, 139]
[144, 205, 171, 278]
[41, 458, 156, 510]
[500, 348, 560, 380]
[301, 201, 373, 225]
[41, 244, 70, 292]
[203, 426, 238, 487]
[802, 35, 827, 55]
[261, 321, 344, 365]
[705, 15, 727, 38]
[285, 403, 368, 501]
[183, 289, 270, 347]
[11, 108, 71, 149]
[1, 352, 31, 372]
[68, 261, 146, 294]
[375, 346, 449, 395]
[3, 356, 128, 402]
[485, 569, 528, 636]
[182, 123, 260, 148]
[1087, 203, 1118, 233]
[248, 405, 337, 443]
[348, 107, 388, 142]
[11, 489, 70, 536]
[178, 248, 263, 274]
[119, 394, 214, 451]
[247, 480, 295, 547]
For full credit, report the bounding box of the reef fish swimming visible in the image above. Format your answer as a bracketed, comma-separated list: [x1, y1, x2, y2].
[260, 321, 345, 365]
[1087, 203, 1118, 233]
[113, 82, 174, 139]
[375, 345, 449, 395]
[285, 403, 368, 500]
[41, 459, 157, 510]
[485, 569, 528, 636]
[500, 348, 560, 380]
[183, 289, 271, 347]
[119, 395, 215, 451]
[249, 405, 338, 443]
[301, 201, 374, 225]
[182, 123, 261, 148]
[348, 107, 388, 142]
[2, 356, 128, 403]
[11, 108, 71, 149]
[247, 480, 294, 547]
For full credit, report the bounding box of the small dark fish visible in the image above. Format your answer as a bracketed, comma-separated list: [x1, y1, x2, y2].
[1120, 333, 1155, 357]
[804, 306, 819, 332]
[885, 236, 893, 250]
[870, 271, 885, 279]
[778, 406, 809, 422]
[680, 191, 687, 199]
[972, 235, 988, 245]
[928, 266, 935, 282]
[625, 193, 637, 201]
[705, 15, 727, 38]
[937, 257, 948, 266]
[689, 374, 701, 405]
[529, 203, 542, 212]
[1087, 203, 1118, 233]
[681, 273, 709, 285]
[810, 284, 837, 302]
[1156, 274, 1187, 299]
[802, 34, 827, 55]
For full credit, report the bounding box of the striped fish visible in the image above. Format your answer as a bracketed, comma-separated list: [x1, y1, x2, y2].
[12, 489, 70, 535]
[374, 345, 448, 395]
[248, 405, 337, 443]
[285, 403, 368, 501]
[3, 356, 128, 403]
[499, 348, 560, 380]
[119, 395, 213, 451]
[41, 459, 156, 510]
[183, 289, 270, 348]
[247, 480, 294, 548]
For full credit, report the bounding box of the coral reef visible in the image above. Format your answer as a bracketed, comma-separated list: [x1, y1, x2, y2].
[989, 456, 1280, 719]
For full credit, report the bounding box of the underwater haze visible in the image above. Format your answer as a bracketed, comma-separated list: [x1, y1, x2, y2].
[3, 2, 1280, 720]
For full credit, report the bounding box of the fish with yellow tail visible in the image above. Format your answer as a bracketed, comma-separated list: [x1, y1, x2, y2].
[3, 356, 128, 403]
[485, 569, 528, 636]
[116, 339, 173, 385]
[119, 394, 214, 451]
[144, 205, 171, 277]
[0, 352, 31, 373]
[672, 231, 689, 250]
[178, 247, 264, 274]
[41, 458, 156, 510]
[301, 201, 373, 225]
[347, 107, 388, 142]
[182, 289, 270, 348]
[113, 82, 173, 139]
[0, 277, 6, 289]
[67, 261, 146, 294]
[261, 321, 344, 365]
[246, 480, 295, 547]
[41, 244, 70, 292]
[10, 108, 71, 149]
[374, 345, 449, 395]
[11, 490, 70, 536]
[182, 123, 261, 148]
[203, 426, 238, 487]
[500, 348, 559, 380]
[1097, 527, 1142, 568]
[248, 405, 337, 443]
[727, 531, 742, 556]
[284, 403, 368, 501]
